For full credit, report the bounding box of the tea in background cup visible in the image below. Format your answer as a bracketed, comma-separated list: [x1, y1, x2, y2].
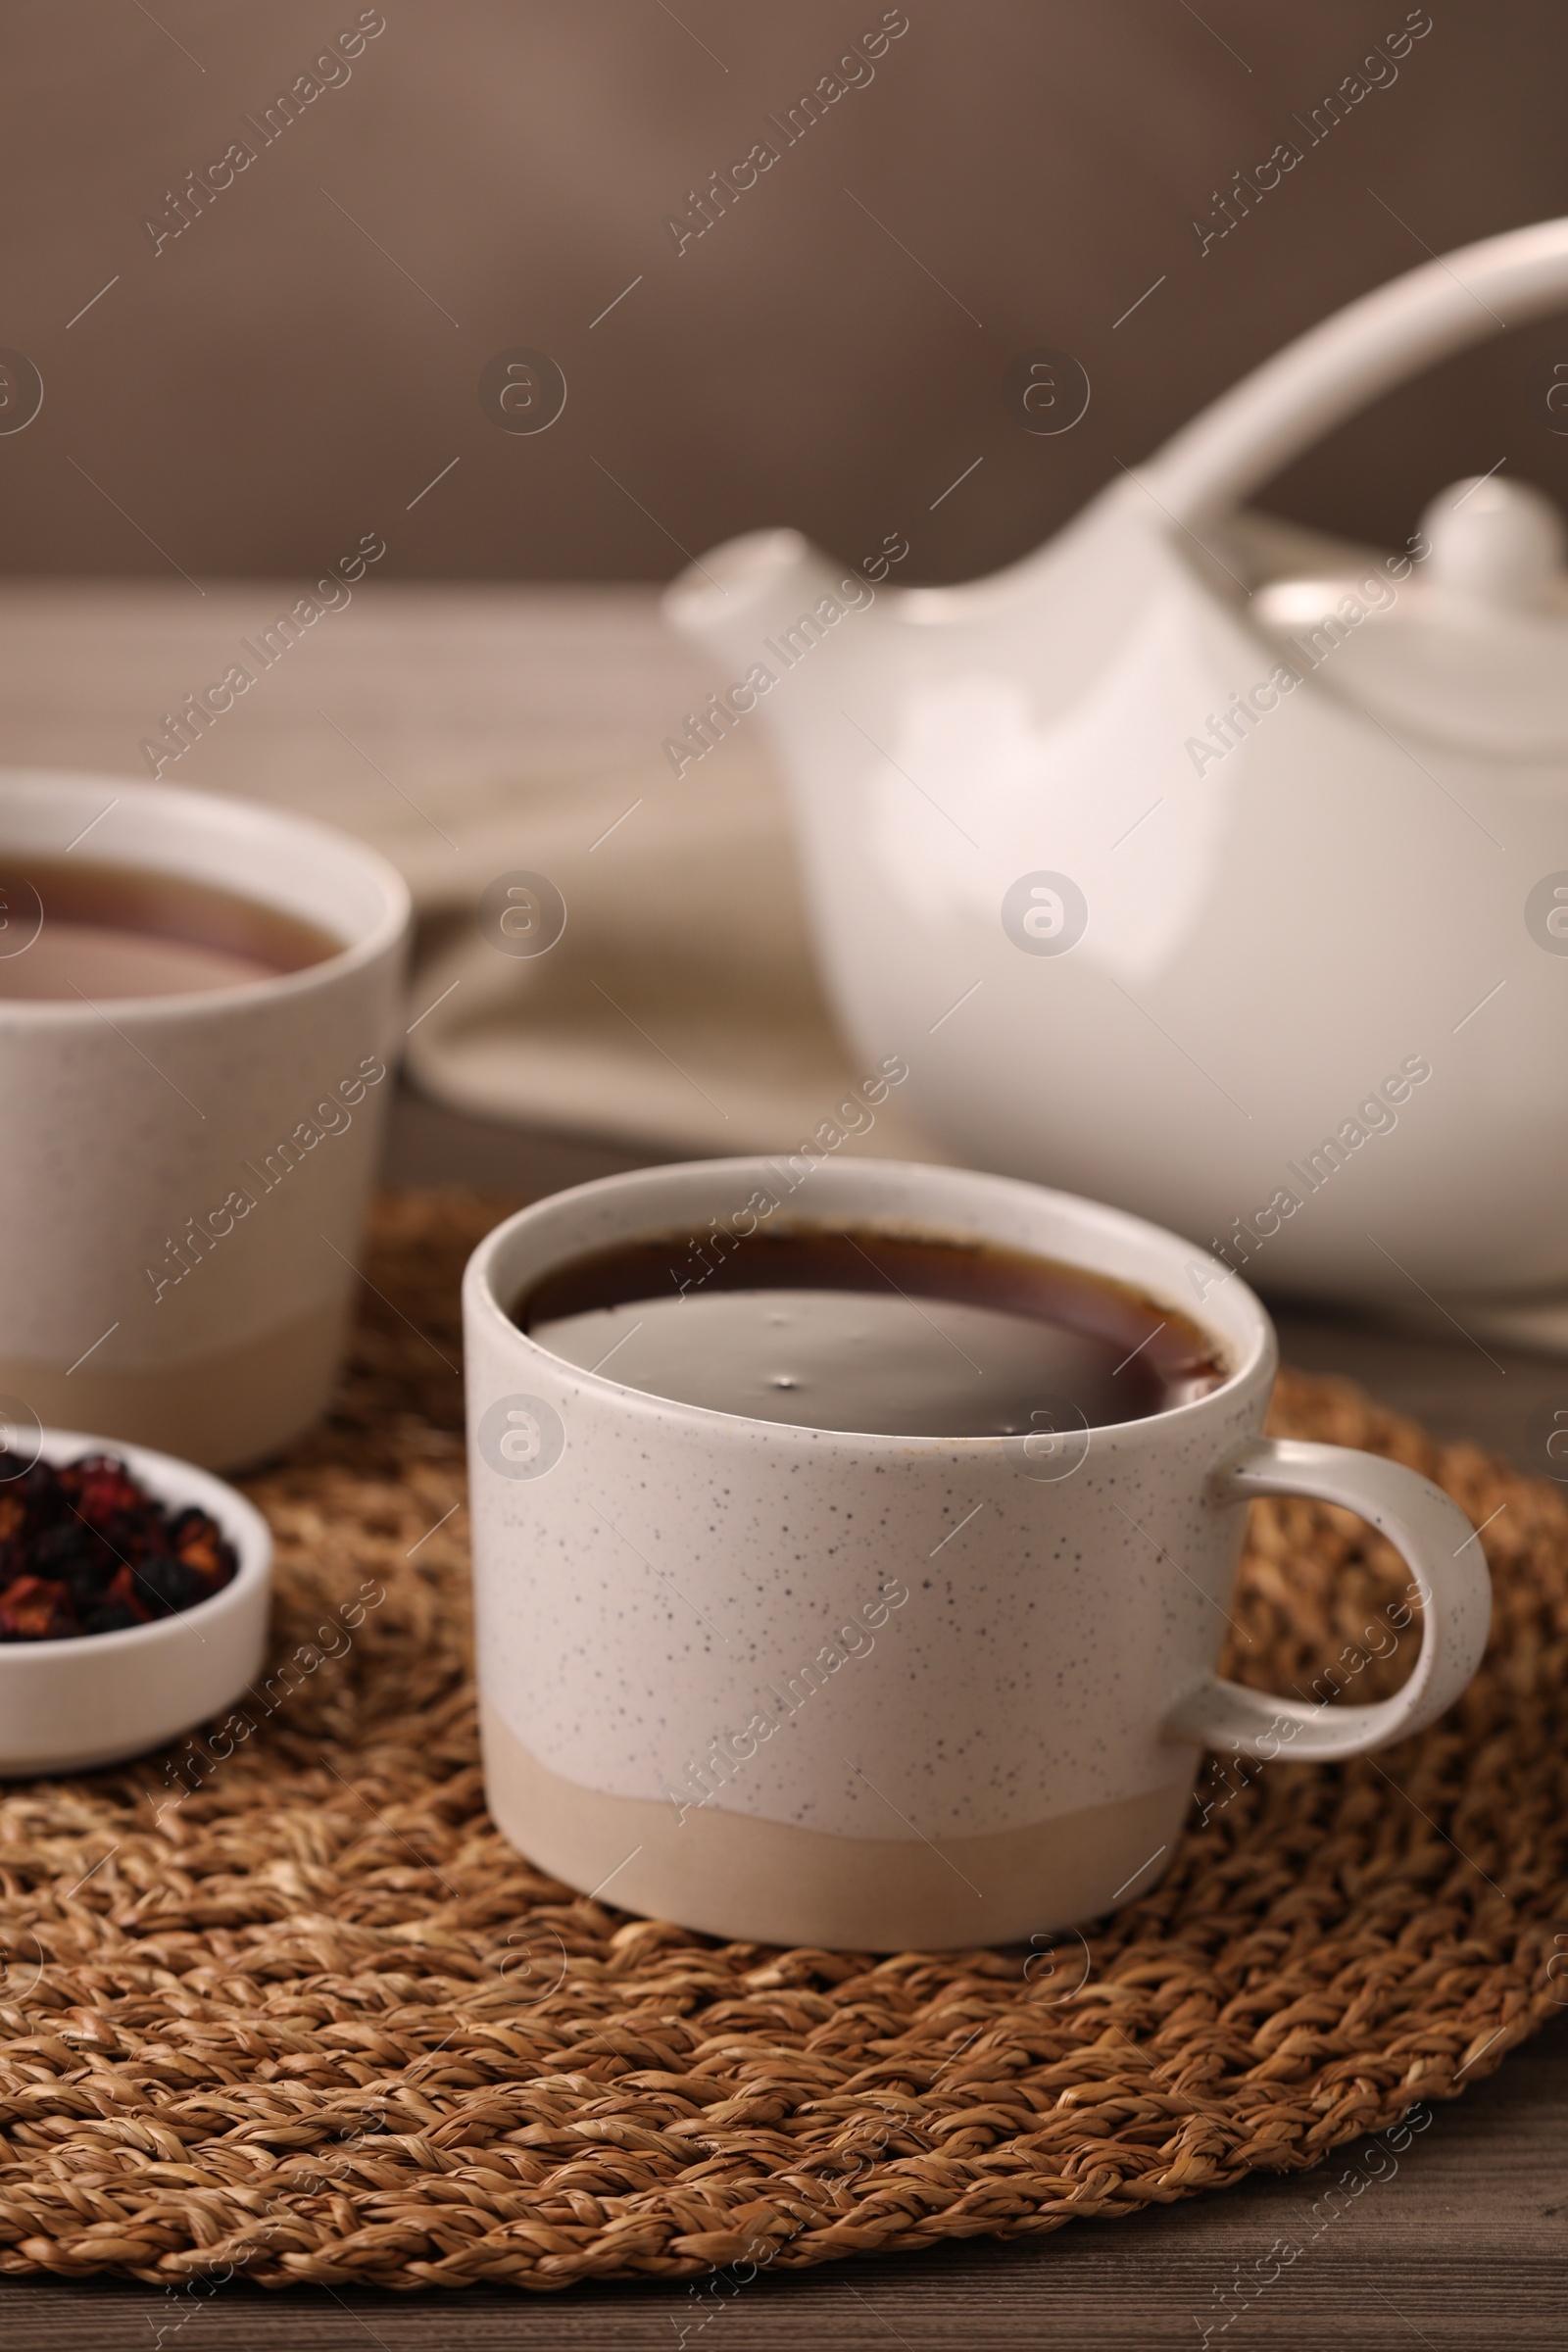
[464, 1158, 1491, 1951]
[0, 773, 410, 1470]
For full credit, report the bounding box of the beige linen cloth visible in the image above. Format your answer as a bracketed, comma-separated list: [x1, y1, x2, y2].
[392, 736, 935, 1155]
[338, 619, 936, 1159]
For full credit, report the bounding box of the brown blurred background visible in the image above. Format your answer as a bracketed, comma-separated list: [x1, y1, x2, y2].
[2, 0, 1567, 589]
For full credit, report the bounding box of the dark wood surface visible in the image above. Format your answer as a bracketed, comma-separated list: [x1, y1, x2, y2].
[6, 1085, 1566, 2349]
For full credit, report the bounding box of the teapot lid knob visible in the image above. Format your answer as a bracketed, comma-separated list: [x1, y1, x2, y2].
[1421, 473, 1567, 609]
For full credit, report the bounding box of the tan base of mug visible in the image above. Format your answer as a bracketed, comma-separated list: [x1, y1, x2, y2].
[481, 1699, 1193, 1951]
[0, 1299, 346, 1472]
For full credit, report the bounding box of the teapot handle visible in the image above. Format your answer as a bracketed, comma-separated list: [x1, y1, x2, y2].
[1142, 216, 1568, 532]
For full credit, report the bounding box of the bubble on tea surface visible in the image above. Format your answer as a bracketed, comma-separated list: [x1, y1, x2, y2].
[0, 351, 43, 436]
[1525, 871, 1568, 954]
[478, 348, 568, 435]
[1004, 348, 1091, 436]
[476, 1393, 565, 1480]
[1010, 1394, 1091, 1482]
[0, 1396, 42, 1477]
[479, 870, 566, 958]
[0, 873, 43, 959]
[1001, 870, 1088, 956]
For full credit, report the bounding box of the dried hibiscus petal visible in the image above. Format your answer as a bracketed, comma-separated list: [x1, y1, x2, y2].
[0, 1575, 74, 1642]
[0, 1451, 238, 1642]
[168, 1509, 228, 1581]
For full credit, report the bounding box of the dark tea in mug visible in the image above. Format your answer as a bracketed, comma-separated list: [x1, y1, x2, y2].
[517, 1224, 1227, 1439]
[0, 858, 344, 1001]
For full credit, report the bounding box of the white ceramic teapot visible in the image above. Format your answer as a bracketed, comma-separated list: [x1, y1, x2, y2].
[664, 218, 1568, 1311]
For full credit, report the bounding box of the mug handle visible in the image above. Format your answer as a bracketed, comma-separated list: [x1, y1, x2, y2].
[1162, 1438, 1493, 1762]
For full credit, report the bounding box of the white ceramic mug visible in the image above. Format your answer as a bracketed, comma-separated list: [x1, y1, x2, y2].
[0, 773, 410, 1470]
[464, 1157, 1492, 1951]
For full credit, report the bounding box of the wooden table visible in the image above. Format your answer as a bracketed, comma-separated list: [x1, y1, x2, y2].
[10, 1088, 1563, 2350]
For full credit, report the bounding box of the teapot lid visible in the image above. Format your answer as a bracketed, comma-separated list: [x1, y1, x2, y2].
[1252, 475, 1568, 755]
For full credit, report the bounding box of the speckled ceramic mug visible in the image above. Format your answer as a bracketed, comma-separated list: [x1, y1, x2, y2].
[464, 1158, 1491, 1951]
[0, 773, 409, 1471]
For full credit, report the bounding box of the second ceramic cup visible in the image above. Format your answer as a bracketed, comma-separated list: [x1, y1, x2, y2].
[464, 1158, 1491, 1951]
[0, 773, 410, 1470]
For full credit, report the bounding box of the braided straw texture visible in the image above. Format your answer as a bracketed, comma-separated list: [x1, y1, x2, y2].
[1, 1191, 1565, 2293]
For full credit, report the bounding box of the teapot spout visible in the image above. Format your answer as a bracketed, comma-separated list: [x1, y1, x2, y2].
[663, 528, 864, 678]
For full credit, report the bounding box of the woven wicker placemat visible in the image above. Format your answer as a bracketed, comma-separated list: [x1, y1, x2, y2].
[1, 1190, 1565, 2294]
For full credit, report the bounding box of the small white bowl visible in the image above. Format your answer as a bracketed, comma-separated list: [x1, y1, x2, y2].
[0, 1428, 271, 1776]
